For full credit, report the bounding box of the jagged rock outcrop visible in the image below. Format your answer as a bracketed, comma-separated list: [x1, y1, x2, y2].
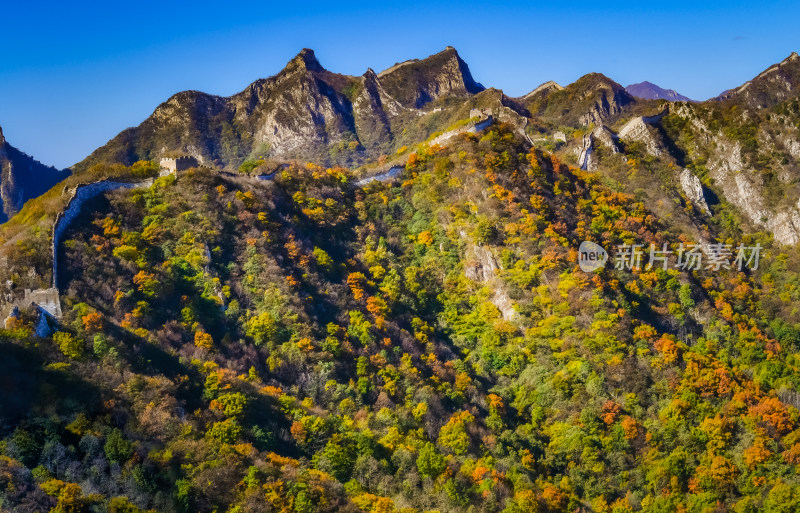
[592, 126, 620, 152]
[464, 244, 516, 320]
[352, 68, 399, 152]
[578, 125, 621, 171]
[706, 137, 800, 244]
[577, 133, 595, 171]
[576, 74, 636, 126]
[0, 125, 70, 222]
[680, 168, 711, 215]
[668, 97, 800, 244]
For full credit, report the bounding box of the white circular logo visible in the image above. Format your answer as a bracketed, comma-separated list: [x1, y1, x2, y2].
[578, 241, 608, 272]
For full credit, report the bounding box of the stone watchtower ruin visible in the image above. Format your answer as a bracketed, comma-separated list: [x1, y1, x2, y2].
[159, 156, 199, 173]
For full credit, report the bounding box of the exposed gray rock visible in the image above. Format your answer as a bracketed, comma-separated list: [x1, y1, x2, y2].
[617, 114, 667, 157]
[680, 168, 711, 215]
[464, 242, 516, 320]
[592, 126, 620, 152]
[75, 47, 487, 171]
[703, 137, 800, 244]
[577, 126, 620, 171]
[577, 133, 595, 171]
[576, 76, 636, 126]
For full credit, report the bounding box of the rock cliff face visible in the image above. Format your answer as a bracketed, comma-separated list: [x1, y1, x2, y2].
[377, 46, 484, 108]
[576, 126, 621, 171]
[680, 168, 711, 215]
[74, 47, 486, 171]
[463, 241, 516, 320]
[19, 48, 800, 250]
[704, 136, 800, 244]
[0, 125, 70, 222]
[667, 94, 800, 245]
[592, 126, 620, 152]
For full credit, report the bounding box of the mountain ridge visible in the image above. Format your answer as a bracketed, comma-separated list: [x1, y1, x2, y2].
[0, 125, 70, 223]
[72, 47, 488, 172]
[715, 51, 800, 107]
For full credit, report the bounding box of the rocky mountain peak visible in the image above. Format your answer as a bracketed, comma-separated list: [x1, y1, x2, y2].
[286, 48, 324, 73]
[557, 73, 635, 126]
[375, 46, 483, 109]
[0, 125, 4, 146]
[576, 73, 628, 93]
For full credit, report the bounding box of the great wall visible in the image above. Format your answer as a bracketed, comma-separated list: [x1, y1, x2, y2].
[2, 171, 169, 330]
[1, 115, 502, 333]
[51, 177, 160, 288]
[355, 109, 502, 185]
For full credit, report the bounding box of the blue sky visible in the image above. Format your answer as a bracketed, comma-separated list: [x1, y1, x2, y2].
[1, 0, 798, 169]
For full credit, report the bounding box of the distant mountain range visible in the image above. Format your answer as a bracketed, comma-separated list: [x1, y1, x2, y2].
[625, 81, 694, 102]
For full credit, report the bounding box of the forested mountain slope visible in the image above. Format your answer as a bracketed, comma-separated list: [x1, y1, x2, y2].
[2, 123, 800, 512]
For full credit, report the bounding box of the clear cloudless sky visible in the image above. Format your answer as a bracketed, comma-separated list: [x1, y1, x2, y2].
[1, 0, 798, 168]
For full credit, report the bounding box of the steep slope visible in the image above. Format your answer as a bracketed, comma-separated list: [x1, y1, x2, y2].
[636, 53, 800, 244]
[73, 47, 486, 172]
[626, 81, 694, 102]
[0, 125, 70, 223]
